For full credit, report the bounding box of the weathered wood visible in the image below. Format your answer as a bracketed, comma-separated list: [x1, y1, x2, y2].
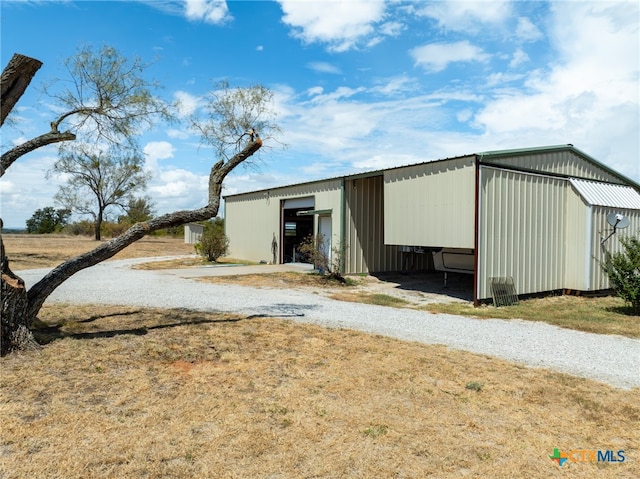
[1, 53, 42, 126]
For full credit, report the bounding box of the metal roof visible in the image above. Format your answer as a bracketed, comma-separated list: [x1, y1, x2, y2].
[224, 144, 640, 199]
[569, 178, 640, 210]
[479, 144, 640, 190]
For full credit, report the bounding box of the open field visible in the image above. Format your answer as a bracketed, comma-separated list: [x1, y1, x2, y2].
[2, 234, 194, 270]
[1, 304, 638, 478]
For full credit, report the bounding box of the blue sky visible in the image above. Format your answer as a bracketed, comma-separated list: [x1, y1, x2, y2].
[1, 0, 639, 229]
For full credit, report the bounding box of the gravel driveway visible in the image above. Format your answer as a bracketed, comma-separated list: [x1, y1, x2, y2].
[20, 257, 640, 390]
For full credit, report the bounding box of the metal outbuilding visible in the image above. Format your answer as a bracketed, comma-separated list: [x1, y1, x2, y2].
[224, 145, 640, 304]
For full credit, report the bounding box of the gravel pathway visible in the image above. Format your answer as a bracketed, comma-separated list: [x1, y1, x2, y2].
[20, 257, 640, 390]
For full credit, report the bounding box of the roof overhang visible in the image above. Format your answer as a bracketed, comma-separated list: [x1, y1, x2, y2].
[569, 178, 640, 210]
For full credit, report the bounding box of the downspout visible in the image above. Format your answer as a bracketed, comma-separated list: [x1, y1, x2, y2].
[473, 156, 481, 307]
[340, 177, 346, 274]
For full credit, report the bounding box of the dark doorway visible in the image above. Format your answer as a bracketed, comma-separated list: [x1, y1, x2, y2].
[282, 207, 314, 263]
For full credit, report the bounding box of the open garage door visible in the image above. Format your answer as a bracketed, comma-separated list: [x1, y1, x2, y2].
[281, 197, 314, 263]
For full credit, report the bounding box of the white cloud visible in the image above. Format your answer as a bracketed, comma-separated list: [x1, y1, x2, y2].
[371, 75, 415, 96]
[166, 128, 190, 140]
[515, 17, 543, 42]
[148, 168, 210, 213]
[509, 48, 529, 68]
[473, 1, 639, 180]
[184, 0, 232, 24]
[306, 86, 324, 96]
[308, 86, 366, 104]
[0, 152, 61, 229]
[417, 0, 511, 32]
[174, 90, 200, 117]
[411, 41, 490, 72]
[307, 62, 342, 74]
[278, 0, 388, 52]
[144, 141, 175, 170]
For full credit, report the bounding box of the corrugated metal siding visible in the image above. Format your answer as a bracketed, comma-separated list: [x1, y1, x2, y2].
[344, 176, 429, 273]
[589, 206, 640, 290]
[383, 156, 475, 248]
[563, 189, 590, 290]
[478, 167, 566, 300]
[569, 178, 640, 209]
[482, 150, 625, 184]
[184, 223, 204, 245]
[225, 179, 343, 263]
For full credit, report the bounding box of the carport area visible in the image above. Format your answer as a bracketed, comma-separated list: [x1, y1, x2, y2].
[368, 271, 474, 304]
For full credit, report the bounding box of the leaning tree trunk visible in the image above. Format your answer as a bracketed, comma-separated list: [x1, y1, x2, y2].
[25, 138, 263, 323]
[1, 138, 261, 355]
[1, 229, 39, 355]
[1, 54, 43, 354]
[0, 52, 265, 355]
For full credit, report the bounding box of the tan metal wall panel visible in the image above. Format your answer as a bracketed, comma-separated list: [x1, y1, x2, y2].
[478, 167, 567, 300]
[344, 176, 430, 273]
[589, 206, 640, 290]
[563, 189, 590, 290]
[225, 179, 343, 263]
[482, 150, 624, 184]
[383, 157, 475, 248]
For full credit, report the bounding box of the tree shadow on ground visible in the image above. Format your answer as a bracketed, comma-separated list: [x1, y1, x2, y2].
[33, 309, 248, 345]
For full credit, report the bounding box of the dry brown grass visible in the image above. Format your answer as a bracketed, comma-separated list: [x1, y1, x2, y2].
[424, 295, 640, 338]
[197, 271, 358, 288]
[1, 304, 638, 478]
[2, 234, 194, 270]
[133, 256, 256, 270]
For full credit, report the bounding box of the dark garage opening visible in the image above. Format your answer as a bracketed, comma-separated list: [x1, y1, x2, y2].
[281, 207, 314, 263]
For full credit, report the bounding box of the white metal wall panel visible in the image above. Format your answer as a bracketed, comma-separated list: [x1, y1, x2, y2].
[383, 157, 475, 248]
[589, 206, 640, 290]
[563, 189, 590, 290]
[224, 179, 343, 263]
[482, 150, 624, 184]
[478, 167, 567, 300]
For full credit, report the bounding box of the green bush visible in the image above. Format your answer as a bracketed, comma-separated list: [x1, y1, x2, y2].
[194, 218, 229, 262]
[63, 220, 95, 236]
[601, 235, 640, 314]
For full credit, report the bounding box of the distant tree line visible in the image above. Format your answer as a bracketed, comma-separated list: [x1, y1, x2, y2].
[25, 198, 183, 238]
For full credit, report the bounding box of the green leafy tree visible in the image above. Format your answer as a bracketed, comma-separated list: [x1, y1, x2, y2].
[195, 218, 229, 262]
[26, 207, 71, 234]
[52, 145, 150, 240]
[118, 197, 156, 224]
[601, 235, 640, 314]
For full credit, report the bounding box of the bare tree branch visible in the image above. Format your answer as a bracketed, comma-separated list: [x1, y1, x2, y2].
[1, 130, 76, 176]
[26, 138, 262, 318]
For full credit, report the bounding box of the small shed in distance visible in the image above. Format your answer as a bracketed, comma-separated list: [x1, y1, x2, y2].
[224, 145, 640, 304]
[184, 223, 204, 245]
